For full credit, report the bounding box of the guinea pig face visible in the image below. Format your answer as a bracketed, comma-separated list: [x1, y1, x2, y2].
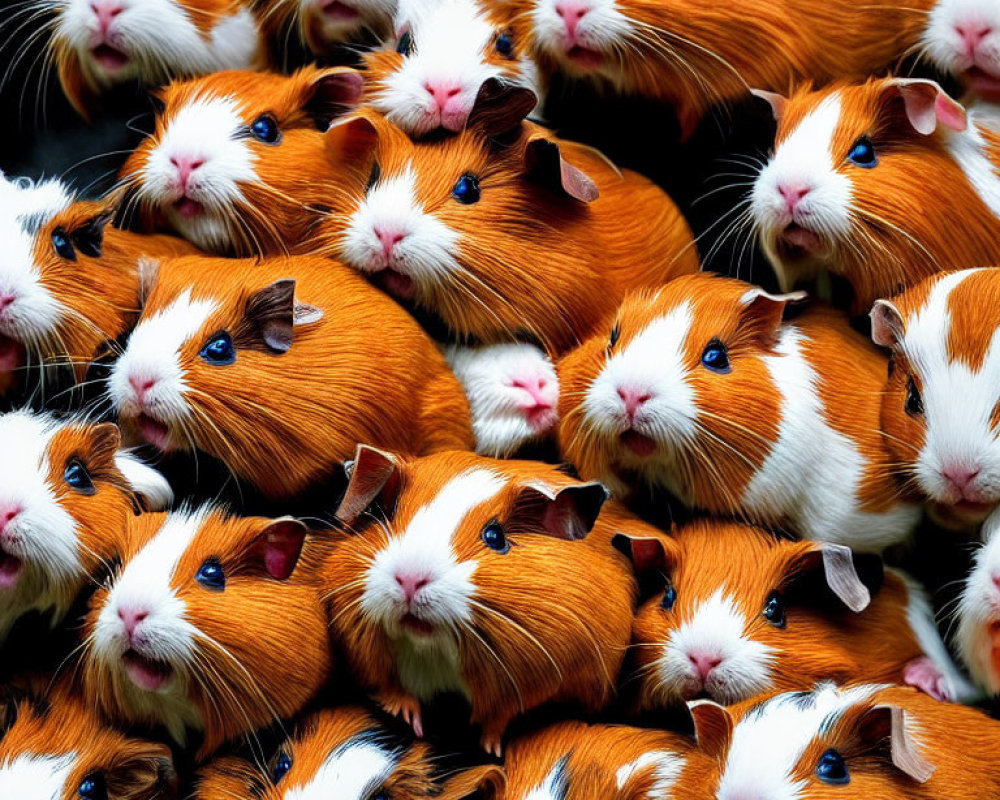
[957, 525, 1000, 692]
[524, 0, 630, 80]
[872, 269, 1000, 529]
[924, 0, 1000, 102]
[294, 0, 396, 52]
[365, 0, 539, 136]
[120, 68, 362, 254]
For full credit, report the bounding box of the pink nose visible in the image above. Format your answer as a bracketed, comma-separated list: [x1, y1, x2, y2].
[169, 155, 205, 191]
[689, 652, 723, 681]
[956, 23, 992, 56]
[425, 81, 462, 112]
[374, 226, 406, 257]
[129, 374, 156, 402]
[0, 293, 15, 314]
[618, 387, 652, 419]
[0, 505, 22, 535]
[777, 182, 812, 214]
[555, 0, 589, 39]
[942, 464, 981, 494]
[91, 0, 123, 35]
[118, 607, 148, 638]
[396, 572, 430, 604]
[512, 376, 552, 410]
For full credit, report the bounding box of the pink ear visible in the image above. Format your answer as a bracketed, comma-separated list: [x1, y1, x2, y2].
[893, 80, 967, 135]
[751, 88, 788, 122]
[255, 519, 307, 580]
[612, 533, 669, 574]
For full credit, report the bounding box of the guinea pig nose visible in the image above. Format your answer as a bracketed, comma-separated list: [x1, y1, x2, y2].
[555, 0, 589, 37]
[0, 505, 22, 533]
[170, 155, 206, 187]
[942, 464, 981, 493]
[0, 293, 15, 314]
[956, 24, 992, 50]
[513, 377, 552, 409]
[689, 652, 723, 680]
[617, 387, 652, 418]
[118, 607, 149, 636]
[129, 374, 156, 401]
[777, 181, 812, 213]
[396, 572, 430, 602]
[374, 226, 407, 257]
[424, 81, 463, 111]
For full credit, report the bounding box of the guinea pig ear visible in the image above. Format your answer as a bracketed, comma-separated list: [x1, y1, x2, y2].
[240, 279, 323, 354]
[326, 114, 381, 168]
[105, 741, 178, 800]
[137, 257, 160, 305]
[687, 699, 734, 762]
[115, 452, 174, 512]
[303, 67, 365, 130]
[71, 211, 111, 258]
[336, 445, 403, 526]
[750, 88, 788, 122]
[611, 532, 675, 575]
[523, 137, 600, 203]
[797, 543, 883, 613]
[467, 77, 538, 136]
[870, 299, 905, 348]
[737, 286, 807, 346]
[854, 704, 936, 783]
[249, 518, 308, 580]
[513, 482, 609, 540]
[438, 764, 506, 800]
[887, 78, 967, 135]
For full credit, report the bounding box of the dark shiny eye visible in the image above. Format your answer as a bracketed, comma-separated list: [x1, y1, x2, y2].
[196, 558, 225, 591]
[367, 160, 382, 191]
[273, 750, 292, 783]
[64, 459, 95, 494]
[78, 774, 108, 800]
[816, 749, 849, 785]
[905, 377, 923, 416]
[661, 584, 677, 611]
[763, 592, 786, 628]
[199, 332, 236, 365]
[52, 227, 76, 260]
[701, 339, 730, 373]
[251, 113, 280, 143]
[482, 520, 509, 553]
[452, 174, 481, 204]
[396, 30, 413, 55]
[373, 793, 389, 800]
[847, 136, 877, 168]
[495, 31, 514, 57]
[607, 324, 620, 353]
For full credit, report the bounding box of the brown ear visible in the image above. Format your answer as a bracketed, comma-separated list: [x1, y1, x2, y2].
[511, 482, 609, 540]
[467, 77, 538, 136]
[87, 422, 123, 466]
[886, 78, 967, 135]
[249, 518, 308, 580]
[612, 532, 675, 575]
[241, 279, 323, 354]
[137, 257, 160, 305]
[336, 445, 403, 525]
[856, 704, 935, 783]
[303, 67, 365, 130]
[688, 699, 734, 761]
[326, 114, 381, 168]
[751, 88, 788, 122]
[438, 764, 506, 800]
[737, 286, 806, 345]
[105, 742, 178, 800]
[523, 136, 599, 203]
[870, 299, 905, 348]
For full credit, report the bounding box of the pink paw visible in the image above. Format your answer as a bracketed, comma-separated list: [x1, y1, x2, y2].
[904, 656, 954, 701]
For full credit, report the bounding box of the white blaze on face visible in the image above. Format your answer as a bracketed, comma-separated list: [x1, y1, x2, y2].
[530, 0, 630, 71]
[283, 736, 398, 800]
[0, 753, 77, 800]
[923, 0, 1000, 80]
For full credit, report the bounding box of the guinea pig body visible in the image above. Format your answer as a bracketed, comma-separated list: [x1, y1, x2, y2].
[557, 272, 920, 552]
[924, 0, 1000, 105]
[322, 447, 640, 754]
[47, 0, 266, 118]
[254, 0, 396, 57]
[108, 254, 473, 499]
[118, 66, 363, 255]
[0, 410, 171, 646]
[615, 519, 973, 711]
[82, 506, 331, 759]
[751, 77, 1000, 311]
[321, 111, 698, 353]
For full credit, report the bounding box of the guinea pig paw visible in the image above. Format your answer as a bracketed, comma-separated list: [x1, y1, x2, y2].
[480, 728, 505, 758]
[377, 691, 424, 737]
[903, 656, 953, 701]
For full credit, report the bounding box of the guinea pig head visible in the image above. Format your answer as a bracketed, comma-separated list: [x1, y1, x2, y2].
[119, 67, 362, 254]
[83, 508, 330, 758]
[614, 520, 883, 708]
[924, 0, 1000, 103]
[257, 0, 396, 55]
[957, 524, 1000, 693]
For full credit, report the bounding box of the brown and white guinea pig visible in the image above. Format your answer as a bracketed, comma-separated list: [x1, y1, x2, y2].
[498, 0, 935, 138]
[923, 0, 1000, 105]
[319, 109, 698, 353]
[870, 268, 1000, 531]
[557, 272, 921, 552]
[614, 519, 975, 712]
[0, 681, 177, 800]
[955, 524, 1000, 695]
[444, 342, 559, 458]
[321, 447, 641, 755]
[194, 705, 504, 800]
[0, 410, 171, 646]
[362, 0, 540, 137]
[0, 173, 197, 396]
[43, 0, 267, 119]
[81, 505, 331, 760]
[702, 682, 1000, 799]
[253, 0, 395, 57]
[751, 77, 1000, 312]
[108, 254, 473, 500]
[503, 720, 716, 800]
[118, 66, 363, 255]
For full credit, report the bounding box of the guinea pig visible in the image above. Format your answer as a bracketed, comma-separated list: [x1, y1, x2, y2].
[498, 0, 935, 138]
[870, 268, 1000, 531]
[557, 272, 921, 552]
[319, 108, 698, 353]
[0, 173, 197, 398]
[118, 66, 363, 255]
[322, 446, 641, 755]
[194, 705, 505, 800]
[362, 0, 540, 137]
[0, 682, 177, 800]
[444, 342, 559, 458]
[614, 519, 974, 712]
[107, 254, 473, 500]
[253, 0, 396, 57]
[81, 505, 331, 760]
[701, 682, 1000, 799]
[923, 0, 1000, 104]
[751, 77, 1000, 312]
[954, 516, 1000, 694]
[45, 0, 267, 119]
[0, 409, 172, 646]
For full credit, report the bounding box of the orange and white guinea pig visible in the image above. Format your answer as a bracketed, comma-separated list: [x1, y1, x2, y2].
[108, 254, 473, 500]
[702, 682, 1000, 799]
[322, 447, 641, 755]
[0, 173, 197, 397]
[557, 273, 920, 553]
[0, 682, 177, 800]
[320, 109, 698, 353]
[363, 0, 540, 137]
[81, 506, 331, 760]
[924, 0, 1000, 105]
[118, 66, 363, 255]
[614, 519, 974, 711]
[751, 77, 1000, 312]
[871, 268, 1000, 531]
[253, 0, 396, 56]
[194, 706, 504, 800]
[0, 410, 171, 646]
[44, 0, 267, 119]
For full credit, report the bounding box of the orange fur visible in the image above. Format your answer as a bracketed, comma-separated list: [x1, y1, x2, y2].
[252, 0, 394, 56]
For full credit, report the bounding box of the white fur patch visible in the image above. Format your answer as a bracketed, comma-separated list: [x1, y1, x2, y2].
[944, 108, 1000, 219]
[114, 451, 174, 510]
[615, 750, 685, 799]
[530, 0, 631, 80]
[524, 759, 568, 800]
[283, 736, 397, 800]
[957, 531, 1000, 692]
[923, 0, 1000, 84]
[0, 753, 77, 800]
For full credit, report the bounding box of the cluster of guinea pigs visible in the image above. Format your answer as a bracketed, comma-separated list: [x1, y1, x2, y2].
[2, 0, 1000, 797]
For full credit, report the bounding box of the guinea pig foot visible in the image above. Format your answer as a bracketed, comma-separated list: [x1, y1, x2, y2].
[479, 728, 505, 758]
[377, 692, 424, 737]
[903, 656, 954, 701]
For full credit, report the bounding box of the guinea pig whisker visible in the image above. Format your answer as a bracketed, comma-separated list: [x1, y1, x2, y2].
[458, 618, 527, 713]
[467, 598, 564, 684]
[320, 578, 370, 604]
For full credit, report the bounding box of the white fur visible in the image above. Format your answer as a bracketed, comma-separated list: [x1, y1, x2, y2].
[283, 736, 397, 800]
[957, 531, 1000, 692]
[524, 759, 568, 800]
[114, 451, 174, 510]
[0, 753, 77, 800]
[530, 0, 631, 80]
[923, 0, 1000, 86]
[298, 0, 396, 46]
[615, 751, 685, 799]
[944, 107, 1000, 219]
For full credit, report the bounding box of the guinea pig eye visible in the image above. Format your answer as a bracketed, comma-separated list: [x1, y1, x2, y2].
[847, 136, 877, 168]
[199, 332, 236, 365]
[72, 223, 104, 259]
[660, 583, 677, 611]
[272, 750, 292, 783]
[481, 520, 509, 553]
[251, 113, 280, 144]
[905, 377, 923, 416]
[816, 749, 849, 785]
[195, 558, 225, 591]
[78, 773, 108, 800]
[64, 459, 95, 494]
[495, 31, 515, 57]
[52, 227, 76, 261]
[372, 792, 390, 800]
[762, 592, 786, 628]
[701, 339, 731, 374]
[367, 160, 382, 191]
[452, 174, 481, 204]
[396, 31, 414, 55]
[607, 324, 620, 353]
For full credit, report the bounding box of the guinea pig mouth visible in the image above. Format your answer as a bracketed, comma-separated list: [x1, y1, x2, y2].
[374, 269, 417, 301]
[620, 429, 657, 458]
[930, 499, 995, 528]
[123, 650, 175, 692]
[0, 549, 23, 590]
[0, 334, 25, 375]
[90, 44, 130, 72]
[400, 613, 436, 637]
[967, 67, 1000, 101]
[321, 0, 360, 19]
[776, 223, 823, 260]
[136, 413, 172, 451]
[566, 45, 605, 69]
[173, 197, 206, 220]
